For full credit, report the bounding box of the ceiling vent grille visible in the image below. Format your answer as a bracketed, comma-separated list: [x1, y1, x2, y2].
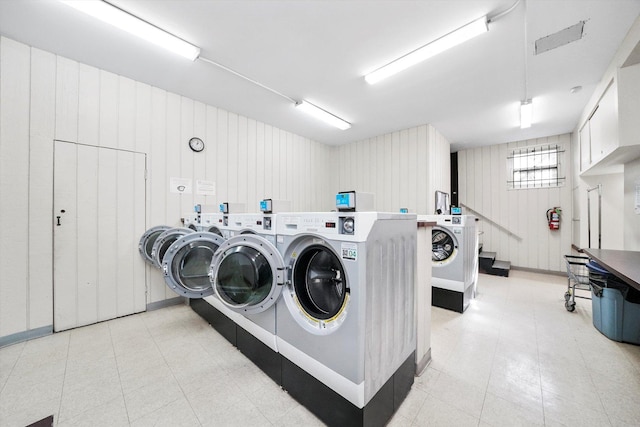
[535, 21, 585, 55]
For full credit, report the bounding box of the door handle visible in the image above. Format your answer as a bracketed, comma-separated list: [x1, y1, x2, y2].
[56, 209, 66, 226]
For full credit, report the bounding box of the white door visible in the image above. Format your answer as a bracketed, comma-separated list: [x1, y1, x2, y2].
[54, 140, 146, 331]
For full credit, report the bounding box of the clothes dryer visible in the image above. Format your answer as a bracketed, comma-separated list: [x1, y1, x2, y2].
[275, 211, 417, 426]
[420, 214, 478, 313]
[138, 225, 171, 267]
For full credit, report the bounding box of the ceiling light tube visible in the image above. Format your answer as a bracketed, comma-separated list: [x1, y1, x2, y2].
[520, 99, 533, 129]
[295, 101, 351, 130]
[365, 16, 488, 84]
[60, 0, 201, 60]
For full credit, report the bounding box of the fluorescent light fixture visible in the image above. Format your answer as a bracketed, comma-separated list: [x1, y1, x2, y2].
[520, 99, 533, 129]
[365, 16, 488, 84]
[295, 101, 351, 130]
[60, 0, 200, 60]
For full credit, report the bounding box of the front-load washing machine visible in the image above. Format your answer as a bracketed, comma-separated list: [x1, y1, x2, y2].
[420, 214, 478, 313]
[217, 202, 246, 238]
[208, 226, 285, 383]
[150, 227, 195, 269]
[139, 225, 171, 267]
[183, 214, 200, 231]
[275, 211, 417, 426]
[200, 212, 225, 237]
[161, 230, 244, 345]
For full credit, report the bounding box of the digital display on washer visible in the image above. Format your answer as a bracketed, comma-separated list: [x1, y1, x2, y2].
[325, 222, 336, 228]
[259, 199, 270, 212]
[451, 206, 462, 215]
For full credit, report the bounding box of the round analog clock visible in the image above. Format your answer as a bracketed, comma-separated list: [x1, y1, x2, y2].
[188, 137, 205, 152]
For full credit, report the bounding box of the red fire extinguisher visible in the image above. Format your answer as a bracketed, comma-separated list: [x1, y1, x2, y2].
[547, 207, 561, 230]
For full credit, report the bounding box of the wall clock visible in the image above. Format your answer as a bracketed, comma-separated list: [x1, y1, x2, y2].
[189, 137, 205, 152]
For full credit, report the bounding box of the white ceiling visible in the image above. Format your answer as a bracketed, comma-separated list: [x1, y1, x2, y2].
[1, 0, 639, 151]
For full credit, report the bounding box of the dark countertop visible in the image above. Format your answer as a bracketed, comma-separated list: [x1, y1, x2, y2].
[582, 248, 640, 290]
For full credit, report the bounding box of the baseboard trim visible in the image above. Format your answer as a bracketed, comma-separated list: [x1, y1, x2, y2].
[146, 296, 187, 311]
[509, 266, 566, 277]
[0, 325, 53, 349]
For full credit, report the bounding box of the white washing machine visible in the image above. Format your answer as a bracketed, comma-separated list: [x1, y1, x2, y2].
[183, 214, 200, 231]
[161, 230, 244, 339]
[420, 214, 478, 313]
[217, 202, 246, 238]
[150, 227, 195, 269]
[208, 226, 285, 383]
[138, 225, 171, 267]
[275, 211, 417, 426]
[208, 219, 283, 351]
[200, 212, 225, 237]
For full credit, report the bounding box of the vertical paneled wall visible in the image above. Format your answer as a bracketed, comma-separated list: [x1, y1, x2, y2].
[0, 36, 334, 340]
[335, 124, 450, 213]
[624, 157, 640, 250]
[458, 134, 573, 272]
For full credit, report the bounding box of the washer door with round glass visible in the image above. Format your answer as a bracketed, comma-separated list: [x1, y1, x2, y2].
[210, 234, 284, 315]
[162, 232, 226, 298]
[205, 224, 224, 237]
[139, 225, 170, 266]
[432, 226, 458, 266]
[151, 227, 195, 268]
[282, 236, 349, 335]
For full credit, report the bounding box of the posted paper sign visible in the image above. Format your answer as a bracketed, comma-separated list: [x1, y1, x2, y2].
[170, 177, 192, 194]
[196, 180, 216, 196]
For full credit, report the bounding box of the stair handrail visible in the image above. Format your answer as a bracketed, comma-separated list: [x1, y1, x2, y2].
[459, 203, 523, 242]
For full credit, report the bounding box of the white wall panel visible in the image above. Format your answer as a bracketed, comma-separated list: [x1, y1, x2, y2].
[335, 124, 450, 214]
[29, 48, 56, 330]
[148, 87, 168, 304]
[118, 77, 136, 151]
[204, 105, 218, 208]
[166, 93, 181, 230]
[0, 35, 336, 343]
[217, 109, 229, 203]
[624, 157, 640, 250]
[246, 118, 257, 208]
[180, 97, 194, 215]
[99, 71, 118, 148]
[78, 64, 100, 146]
[459, 134, 572, 272]
[238, 115, 249, 205]
[55, 56, 78, 142]
[0, 38, 31, 337]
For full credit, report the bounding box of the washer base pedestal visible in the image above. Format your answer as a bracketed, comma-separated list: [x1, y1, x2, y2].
[190, 298, 237, 346]
[432, 286, 473, 313]
[236, 326, 282, 385]
[281, 352, 415, 427]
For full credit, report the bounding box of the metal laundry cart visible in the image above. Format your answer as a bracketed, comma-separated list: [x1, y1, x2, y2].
[563, 254, 591, 312]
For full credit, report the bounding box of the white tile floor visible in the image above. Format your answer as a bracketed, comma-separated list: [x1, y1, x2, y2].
[2, 270, 640, 426]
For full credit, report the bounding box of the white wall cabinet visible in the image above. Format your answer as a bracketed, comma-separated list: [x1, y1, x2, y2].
[588, 83, 618, 165]
[581, 63, 640, 176]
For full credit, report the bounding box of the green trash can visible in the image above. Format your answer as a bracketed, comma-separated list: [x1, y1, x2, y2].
[589, 261, 640, 344]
